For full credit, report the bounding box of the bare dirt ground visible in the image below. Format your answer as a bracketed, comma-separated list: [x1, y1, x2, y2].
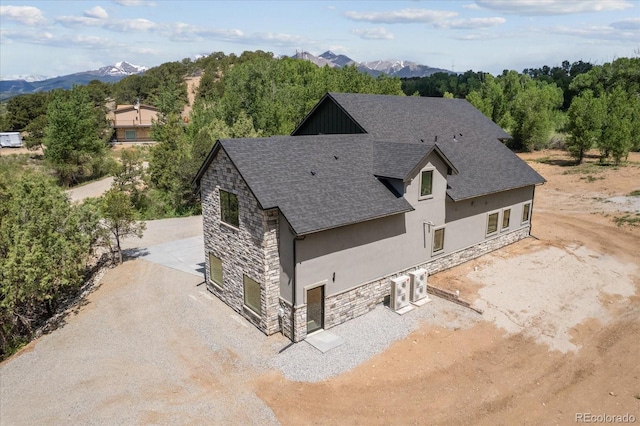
[255, 150, 640, 425]
[2, 150, 639, 425]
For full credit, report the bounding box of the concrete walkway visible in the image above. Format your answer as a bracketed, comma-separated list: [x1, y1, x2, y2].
[131, 236, 205, 278]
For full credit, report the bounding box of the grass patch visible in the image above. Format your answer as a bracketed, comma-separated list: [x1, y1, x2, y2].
[562, 162, 621, 175]
[629, 190, 640, 197]
[615, 213, 640, 227]
[580, 175, 605, 183]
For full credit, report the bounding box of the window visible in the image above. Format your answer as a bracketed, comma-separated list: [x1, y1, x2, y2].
[209, 253, 223, 287]
[420, 170, 433, 198]
[243, 275, 261, 315]
[125, 130, 137, 140]
[487, 212, 499, 235]
[220, 189, 239, 227]
[433, 227, 445, 254]
[502, 209, 511, 230]
[522, 203, 531, 223]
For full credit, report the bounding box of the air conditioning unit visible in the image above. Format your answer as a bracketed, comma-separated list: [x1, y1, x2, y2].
[390, 275, 411, 312]
[409, 269, 430, 305]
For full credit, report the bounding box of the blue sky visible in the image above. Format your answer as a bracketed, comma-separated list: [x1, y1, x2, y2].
[1, 0, 638, 78]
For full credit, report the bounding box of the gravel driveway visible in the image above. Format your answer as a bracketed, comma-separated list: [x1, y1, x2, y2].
[0, 216, 479, 425]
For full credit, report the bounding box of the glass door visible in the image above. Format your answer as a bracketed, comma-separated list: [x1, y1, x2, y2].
[306, 286, 324, 334]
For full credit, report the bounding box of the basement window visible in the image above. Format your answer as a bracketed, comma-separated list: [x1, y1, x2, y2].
[220, 189, 239, 227]
[208, 253, 223, 288]
[243, 275, 262, 315]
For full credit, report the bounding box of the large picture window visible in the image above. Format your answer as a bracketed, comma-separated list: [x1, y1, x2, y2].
[420, 170, 433, 198]
[209, 253, 223, 287]
[125, 129, 137, 140]
[487, 212, 499, 235]
[433, 227, 445, 254]
[243, 275, 261, 315]
[220, 189, 239, 227]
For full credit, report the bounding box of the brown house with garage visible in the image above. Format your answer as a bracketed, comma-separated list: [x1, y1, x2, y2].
[110, 103, 158, 143]
[194, 92, 545, 342]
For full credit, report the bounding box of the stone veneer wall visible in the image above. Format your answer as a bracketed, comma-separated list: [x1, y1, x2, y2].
[201, 148, 281, 336]
[294, 226, 530, 341]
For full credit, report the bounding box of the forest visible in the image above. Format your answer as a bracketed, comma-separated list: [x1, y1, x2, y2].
[0, 50, 639, 359]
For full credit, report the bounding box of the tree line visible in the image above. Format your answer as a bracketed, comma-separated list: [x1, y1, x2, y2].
[402, 57, 640, 161]
[0, 52, 638, 358]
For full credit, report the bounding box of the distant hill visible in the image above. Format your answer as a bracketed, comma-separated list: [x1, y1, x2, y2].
[0, 61, 147, 100]
[290, 51, 453, 78]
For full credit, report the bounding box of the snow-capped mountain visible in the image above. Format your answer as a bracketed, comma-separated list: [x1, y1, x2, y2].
[318, 51, 356, 68]
[94, 61, 148, 77]
[290, 51, 453, 78]
[0, 61, 147, 100]
[0, 74, 49, 82]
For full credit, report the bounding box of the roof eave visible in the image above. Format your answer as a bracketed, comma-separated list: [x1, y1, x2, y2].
[447, 180, 546, 202]
[295, 205, 414, 236]
[402, 144, 459, 182]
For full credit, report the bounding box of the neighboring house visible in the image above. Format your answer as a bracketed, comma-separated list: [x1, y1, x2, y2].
[194, 92, 545, 342]
[110, 103, 158, 143]
[0, 132, 23, 148]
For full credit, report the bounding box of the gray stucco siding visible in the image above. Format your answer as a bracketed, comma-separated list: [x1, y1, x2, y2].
[293, 157, 536, 306]
[294, 152, 451, 303]
[444, 186, 534, 253]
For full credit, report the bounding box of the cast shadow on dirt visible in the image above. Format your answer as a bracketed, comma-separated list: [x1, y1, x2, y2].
[123, 247, 150, 260]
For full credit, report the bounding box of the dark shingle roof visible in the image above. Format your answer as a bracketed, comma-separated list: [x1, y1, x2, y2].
[324, 93, 545, 200]
[194, 92, 545, 235]
[217, 134, 413, 235]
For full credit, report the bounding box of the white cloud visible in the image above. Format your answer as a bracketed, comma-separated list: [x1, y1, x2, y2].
[542, 24, 639, 41]
[105, 18, 157, 32]
[113, 0, 157, 6]
[0, 5, 46, 26]
[344, 8, 457, 24]
[462, 3, 481, 10]
[56, 16, 104, 27]
[351, 27, 394, 40]
[452, 32, 502, 41]
[611, 17, 640, 30]
[475, 0, 634, 15]
[84, 6, 109, 19]
[436, 17, 506, 30]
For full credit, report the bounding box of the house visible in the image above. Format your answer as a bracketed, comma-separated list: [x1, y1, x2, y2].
[194, 92, 545, 342]
[0, 132, 23, 148]
[110, 103, 158, 143]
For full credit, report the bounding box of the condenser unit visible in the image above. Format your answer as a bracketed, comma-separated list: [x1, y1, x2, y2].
[390, 275, 412, 313]
[409, 268, 430, 306]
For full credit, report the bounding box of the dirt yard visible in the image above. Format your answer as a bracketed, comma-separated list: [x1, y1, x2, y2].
[255, 150, 640, 425]
[2, 150, 639, 425]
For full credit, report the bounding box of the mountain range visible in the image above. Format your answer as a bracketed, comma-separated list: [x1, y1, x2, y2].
[0, 61, 147, 100]
[290, 51, 453, 78]
[0, 53, 452, 100]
